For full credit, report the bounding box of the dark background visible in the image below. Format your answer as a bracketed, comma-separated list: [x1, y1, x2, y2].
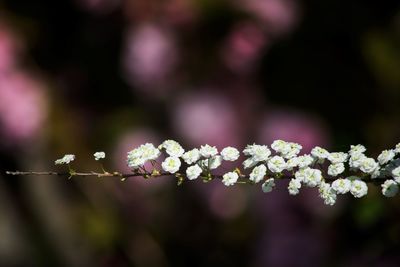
[0, 0, 399, 266]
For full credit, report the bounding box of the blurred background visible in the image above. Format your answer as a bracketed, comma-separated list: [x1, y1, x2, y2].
[0, 0, 400, 266]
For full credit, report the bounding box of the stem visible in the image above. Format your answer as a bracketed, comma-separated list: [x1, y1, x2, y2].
[5, 170, 383, 184]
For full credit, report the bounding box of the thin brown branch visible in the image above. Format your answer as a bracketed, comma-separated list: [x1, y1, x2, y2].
[5, 170, 383, 184]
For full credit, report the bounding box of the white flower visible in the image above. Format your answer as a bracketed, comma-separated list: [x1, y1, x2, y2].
[200, 144, 218, 158]
[288, 178, 301, 195]
[286, 157, 299, 171]
[302, 168, 323, 187]
[243, 158, 257, 169]
[222, 171, 238, 186]
[267, 156, 286, 173]
[328, 152, 348, 164]
[282, 142, 302, 159]
[296, 155, 314, 169]
[381, 179, 399, 197]
[94, 151, 105, 161]
[186, 165, 202, 180]
[249, 164, 266, 183]
[271, 140, 291, 155]
[392, 166, 400, 179]
[182, 149, 200, 164]
[311, 146, 330, 162]
[127, 143, 160, 169]
[350, 180, 368, 198]
[349, 144, 366, 156]
[221, 147, 240, 161]
[359, 157, 379, 174]
[262, 178, 275, 193]
[349, 153, 367, 169]
[327, 163, 345, 176]
[160, 140, 185, 157]
[200, 156, 222, 170]
[243, 144, 271, 162]
[319, 182, 337, 206]
[331, 178, 351, 194]
[395, 143, 400, 154]
[377, 149, 395, 165]
[209, 156, 222, 169]
[55, 154, 75, 165]
[161, 156, 181, 173]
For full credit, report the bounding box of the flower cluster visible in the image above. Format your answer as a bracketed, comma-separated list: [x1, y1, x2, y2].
[55, 154, 75, 165]
[55, 140, 400, 206]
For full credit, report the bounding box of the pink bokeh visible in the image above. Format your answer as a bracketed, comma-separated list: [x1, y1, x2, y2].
[172, 91, 242, 149]
[0, 71, 48, 145]
[122, 24, 178, 96]
[0, 24, 20, 73]
[239, 0, 300, 36]
[257, 109, 331, 152]
[74, 0, 120, 14]
[221, 21, 268, 73]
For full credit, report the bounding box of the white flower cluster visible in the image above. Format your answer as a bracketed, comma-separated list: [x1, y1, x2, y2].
[94, 151, 106, 161]
[123, 140, 400, 205]
[55, 154, 75, 165]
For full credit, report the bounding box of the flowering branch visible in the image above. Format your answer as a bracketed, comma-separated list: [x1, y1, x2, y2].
[6, 140, 400, 206]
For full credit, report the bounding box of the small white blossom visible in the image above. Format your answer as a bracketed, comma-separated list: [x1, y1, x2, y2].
[267, 156, 286, 173]
[262, 178, 275, 193]
[222, 172, 238, 186]
[302, 168, 323, 187]
[319, 182, 337, 206]
[349, 153, 367, 169]
[381, 179, 399, 197]
[371, 168, 381, 179]
[282, 142, 302, 159]
[271, 140, 291, 154]
[55, 154, 75, 165]
[200, 156, 222, 170]
[377, 149, 395, 165]
[161, 156, 181, 173]
[243, 158, 256, 169]
[286, 157, 299, 171]
[331, 178, 351, 194]
[94, 152, 105, 161]
[182, 149, 200, 164]
[221, 147, 240, 161]
[200, 144, 218, 158]
[392, 166, 400, 180]
[350, 180, 368, 198]
[311, 146, 330, 162]
[208, 156, 222, 169]
[288, 178, 301, 195]
[359, 157, 379, 174]
[160, 140, 185, 157]
[395, 143, 400, 154]
[127, 143, 160, 169]
[249, 164, 266, 183]
[349, 144, 366, 156]
[186, 165, 202, 180]
[296, 155, 314, 169]
[327, 163, 345, 177]
[243, 144, 271, 162]
[328, 152, 348, 164]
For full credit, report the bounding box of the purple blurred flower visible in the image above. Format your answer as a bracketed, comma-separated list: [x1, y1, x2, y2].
[122, 24, 178, 96]
[0, 71, 48, 145]
[221, 21, 268, 73]
[74, 0, 120, 14]
[257, 109, 330, 153]
[0, 25, 20, 73]
[172, 91, 242, 149]
[239, 0, 300, 36]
